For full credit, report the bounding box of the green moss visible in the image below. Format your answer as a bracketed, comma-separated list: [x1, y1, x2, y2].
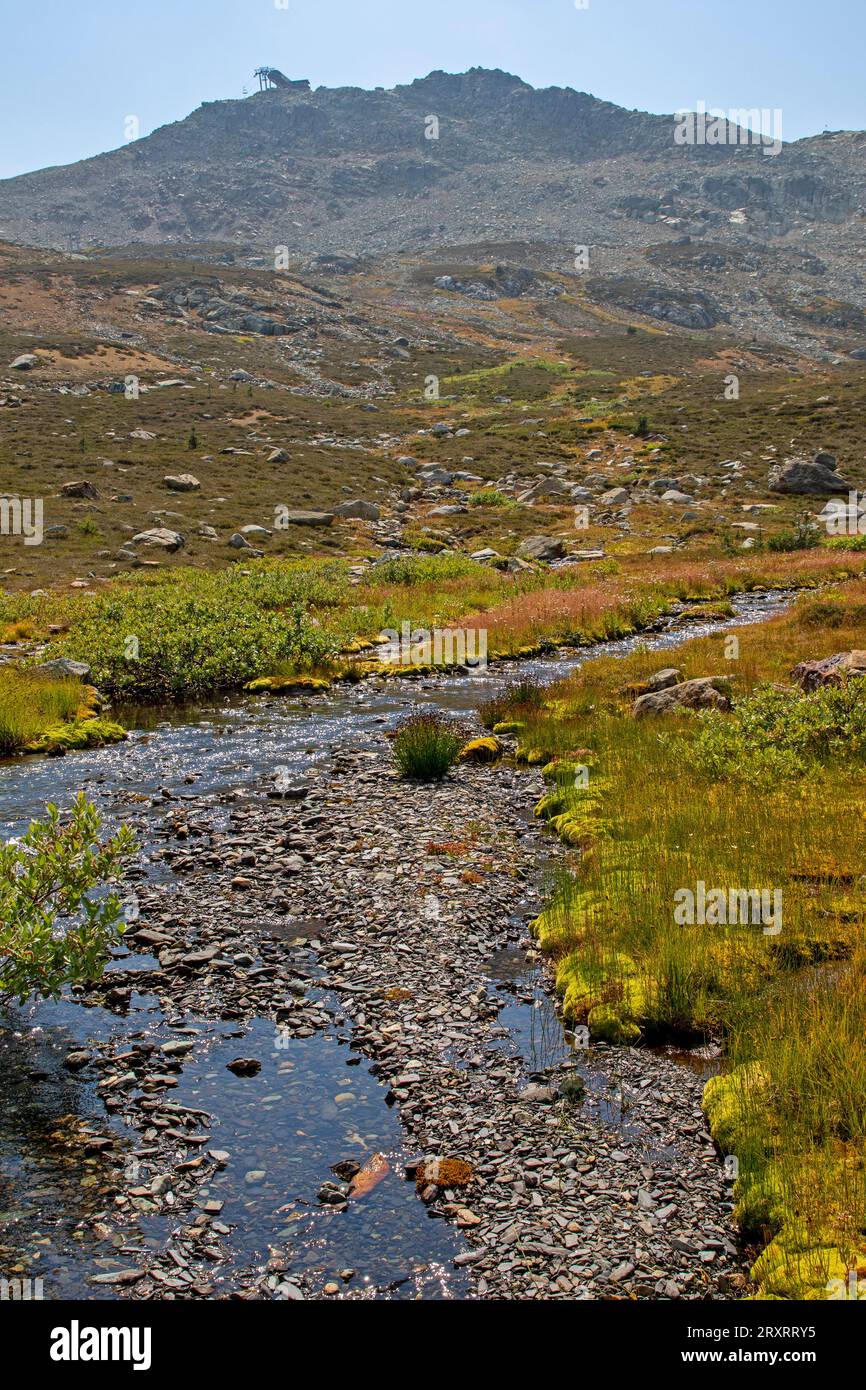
[458, 735, 503, 763]
[27, 718, 127, 753]
[702, 1064, 770, 1155]
[244, 674, 332, 694]
[554, 949, 646, 1043]
[516, 746, 549, 765]
[492, 719, 525, 735]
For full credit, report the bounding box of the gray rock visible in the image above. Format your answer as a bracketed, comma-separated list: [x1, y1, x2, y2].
[34, 658, 91, 681]
[598, 486, 630, 506]
[333, 499, 380, 521]
[164, 473, 200, 491]
[769, 452, 852, 495]
[278, 510, 335, 527]
[9, 354, 38, 370]
[60, 480, 100, 499]
[518, 477, 573, 503]
[516, 535, 565, 562]
[644, 667, 682, 693]
[633, 676, 731, 717]
[132, 527, 185, 551]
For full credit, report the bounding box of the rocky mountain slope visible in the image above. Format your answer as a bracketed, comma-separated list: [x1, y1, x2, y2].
[1, 69, 864, 358]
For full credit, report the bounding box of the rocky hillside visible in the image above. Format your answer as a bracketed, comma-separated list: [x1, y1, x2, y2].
[1, 69, 865, 358]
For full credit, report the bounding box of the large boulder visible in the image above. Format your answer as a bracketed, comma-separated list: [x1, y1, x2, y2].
[768, 452, 853, 495]
[632, 676, 731, 717]
[278, 510, 334, 527]
[164, 473, 200, 492]
[517, 477, 572, 503]
[417, 467, 452, 486]
[34, 658, 91, 681]
[9, 354, 38, 370]
[333, 499, 380, 521]
[132, 527, 185, 551]
[516, 535, 565, 562]
[60, 480, 100, 499]
[792, 651, 866, 691]
[598, 486, 630, 506]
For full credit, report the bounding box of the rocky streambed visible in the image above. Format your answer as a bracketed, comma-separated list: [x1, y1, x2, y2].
[0, 592, 790, 1301]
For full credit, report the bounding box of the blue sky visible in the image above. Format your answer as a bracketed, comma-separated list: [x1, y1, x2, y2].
[1, 0, 862, 179]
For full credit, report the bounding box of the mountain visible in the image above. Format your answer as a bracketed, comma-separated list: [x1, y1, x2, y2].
[1, 69, 864, 357]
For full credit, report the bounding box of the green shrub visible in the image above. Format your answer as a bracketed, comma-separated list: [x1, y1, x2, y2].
[0, 794, 137, 1002]
[467, 489, 510, 508]
[368, 553, 487, 586]
[688, 680, 866, 782]
[767, 513, 820, 552]
[49, 561, 348, 703]
[391, 713, 462, 780]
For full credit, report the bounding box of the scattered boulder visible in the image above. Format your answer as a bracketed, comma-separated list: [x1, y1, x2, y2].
[34, 658, 91, 681]
[768, 452, 853, 495]
[164, 473, 200, 492]
[632, 676, 731, 717]
[516, 535, 565, 562]
[333, 499, 380, 521]
[598, 486, 630, 506]
[228, 532, 262, 552]
[278, 510, 334, 527]
[792, 651, 866, 691]
[645, 667, 683, 693]
[661, 489, 694, 504]
[518, 477, 573, 503]
[60, 480, 100, 500]
[9, 354, 38, 370]
[132, 527, 185, 551]
[267, 448, 289, 463]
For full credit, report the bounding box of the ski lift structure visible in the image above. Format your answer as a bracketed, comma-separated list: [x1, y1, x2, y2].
[254, 67, 310, 92]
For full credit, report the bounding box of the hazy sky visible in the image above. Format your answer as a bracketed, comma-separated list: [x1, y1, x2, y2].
[1, 0, 862, 179]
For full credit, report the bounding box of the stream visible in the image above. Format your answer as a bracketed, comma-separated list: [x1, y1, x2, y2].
[0, 589, 791, 1300]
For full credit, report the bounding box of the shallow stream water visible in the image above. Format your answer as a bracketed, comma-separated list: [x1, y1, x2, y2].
[0, 589, 791, 1298]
